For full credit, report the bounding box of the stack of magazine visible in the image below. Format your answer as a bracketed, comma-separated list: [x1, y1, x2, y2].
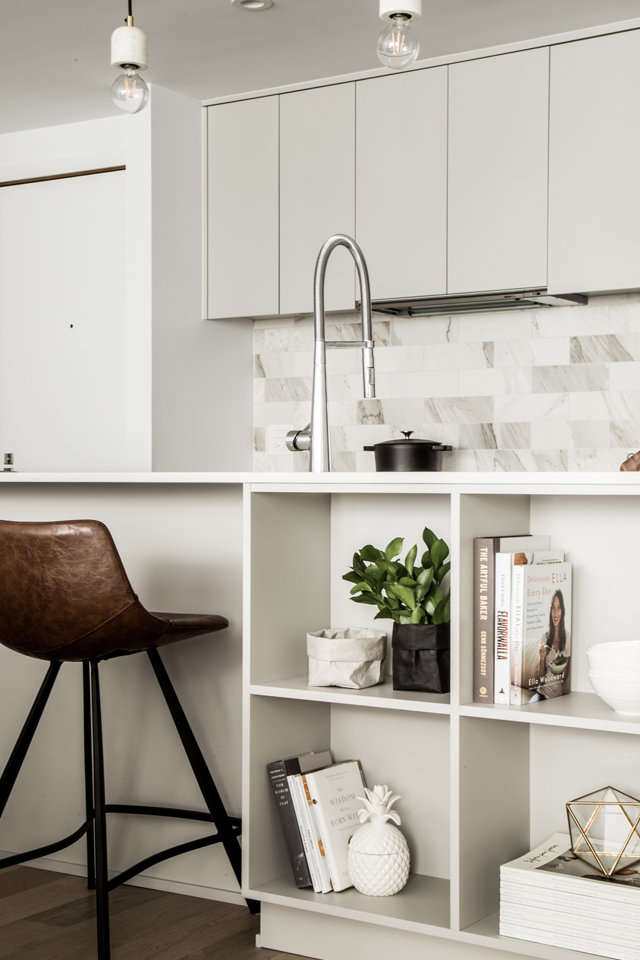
[267, 750, 366, 893]
[500, 834, 640, 959]
[473, 534, 572, 705]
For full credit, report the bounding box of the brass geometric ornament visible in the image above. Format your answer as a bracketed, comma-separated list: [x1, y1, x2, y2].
[566, 786, 640, 877]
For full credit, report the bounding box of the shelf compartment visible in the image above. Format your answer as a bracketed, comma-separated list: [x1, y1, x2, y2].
[460, 692, 640, 735]
[249, 872, 450, 935]
[251, 675, 450, 714]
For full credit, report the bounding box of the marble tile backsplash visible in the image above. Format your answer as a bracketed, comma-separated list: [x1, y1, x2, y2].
[253, 293, 640, 472]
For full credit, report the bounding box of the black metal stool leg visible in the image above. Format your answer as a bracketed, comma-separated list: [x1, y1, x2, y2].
[0, 662, 62, 819]
[90, 661, 110, 960]
[83, 662, 96, 891]
[147, 648, 259, 915]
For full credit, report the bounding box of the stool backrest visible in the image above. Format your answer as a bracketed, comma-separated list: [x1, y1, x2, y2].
[0, 519, 165, 661]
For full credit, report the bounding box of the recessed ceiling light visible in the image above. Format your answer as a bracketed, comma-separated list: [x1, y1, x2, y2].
[231, 0, 274, 10]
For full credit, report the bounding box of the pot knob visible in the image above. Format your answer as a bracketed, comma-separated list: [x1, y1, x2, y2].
[401, 431, 414, 440]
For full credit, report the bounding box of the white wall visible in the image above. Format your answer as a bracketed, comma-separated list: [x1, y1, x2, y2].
[150, 86, 253, 472]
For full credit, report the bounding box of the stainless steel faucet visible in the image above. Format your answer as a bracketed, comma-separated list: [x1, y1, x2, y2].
[286, 235, 376, 472]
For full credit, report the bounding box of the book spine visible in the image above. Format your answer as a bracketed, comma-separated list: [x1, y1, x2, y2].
[473, 538, 497, 703]
[494, 552, 511, 704]
[287, 774, 323, 893]
[266, 761, 312, 888]
[301, 775, 333, 892]
[509, 564, 525, 705]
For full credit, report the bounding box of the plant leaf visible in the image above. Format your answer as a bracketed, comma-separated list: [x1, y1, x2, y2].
[360, 544, 383, 562]
[350, 593, 380, 605]
[421, 551, 434, 569]
[417, 567, 434, 586]
[368, 564, 385, 584]
[342, 570, 361, 584]
[422, 527, 437, 549]
[389, 583, 416, 610]
[384, 537, 404, 561]
[425, 583, 445, 615]
[438, 561, 451, 580]
[410, 606, 425, 624]
[374, 608, 393, 620]
[405, 544, 417, 577]
[352, 553, 367, 576]
[431, 538, 449, 569]
[399, 615, 412, 625]
[398, 576, 417, 587]
[432, 597, 451, 625]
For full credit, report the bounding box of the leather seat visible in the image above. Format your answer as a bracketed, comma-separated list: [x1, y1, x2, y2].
[0, 519, 228, 661]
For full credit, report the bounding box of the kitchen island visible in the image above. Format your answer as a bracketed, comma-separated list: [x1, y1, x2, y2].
[1, 471, 639, 960]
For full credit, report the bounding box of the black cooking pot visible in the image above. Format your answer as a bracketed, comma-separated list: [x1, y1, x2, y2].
[364, 431, 452, 472]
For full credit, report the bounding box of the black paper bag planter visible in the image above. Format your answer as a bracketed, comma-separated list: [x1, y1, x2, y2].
[392, 623, 450, 694]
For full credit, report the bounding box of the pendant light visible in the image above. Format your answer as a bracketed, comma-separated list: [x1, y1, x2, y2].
[111, 0, 149, 114]
[377, 0, 421, 71]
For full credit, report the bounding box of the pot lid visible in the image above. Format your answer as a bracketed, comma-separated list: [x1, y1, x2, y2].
[364, 432, 452, 450]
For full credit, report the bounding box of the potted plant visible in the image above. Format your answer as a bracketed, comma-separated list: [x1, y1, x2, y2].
[342, 527, 451, 693]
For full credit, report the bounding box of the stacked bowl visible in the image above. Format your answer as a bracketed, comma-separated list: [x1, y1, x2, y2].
[587, 641, 640, 716]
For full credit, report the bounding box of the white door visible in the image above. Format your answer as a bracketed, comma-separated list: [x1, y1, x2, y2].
[207, 97, 279, 319]
[548, 29, 640, 295]
[356, 66, 448, 302]
[0, 170, 127, 471]
[280, 84, 356, 316]
[448, 48, 549, 294]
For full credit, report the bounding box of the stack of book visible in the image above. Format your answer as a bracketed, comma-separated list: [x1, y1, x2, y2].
[267, 750, 366, 893]
[473, 534, 572, 705]
[501, 834, 640, 959]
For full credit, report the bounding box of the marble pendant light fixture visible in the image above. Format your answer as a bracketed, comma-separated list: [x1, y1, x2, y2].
[111, 0, 149, 114]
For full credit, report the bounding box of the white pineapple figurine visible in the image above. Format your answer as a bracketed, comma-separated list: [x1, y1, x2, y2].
[347, 784, 410, 896]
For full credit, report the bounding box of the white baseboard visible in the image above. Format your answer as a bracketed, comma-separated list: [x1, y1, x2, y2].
[0, 850, 245, 907]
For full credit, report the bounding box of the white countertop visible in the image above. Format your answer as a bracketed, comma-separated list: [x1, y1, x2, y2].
[0, 470, 639, 492]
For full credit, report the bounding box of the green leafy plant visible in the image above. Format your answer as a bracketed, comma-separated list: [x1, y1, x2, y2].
[343, 527, 451, 626]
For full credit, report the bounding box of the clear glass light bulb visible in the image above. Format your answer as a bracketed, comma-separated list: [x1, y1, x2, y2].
[111, 68, 149, 114]
[377, 16, 420, 70]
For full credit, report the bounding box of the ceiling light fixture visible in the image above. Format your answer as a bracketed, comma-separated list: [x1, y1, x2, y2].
[231, 0, 274, 10]
[111, 0, 149, 114]
[377, 0, 421, 71]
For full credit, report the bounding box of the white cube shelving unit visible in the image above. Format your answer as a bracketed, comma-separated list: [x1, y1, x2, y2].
[243, 474, 640, 960]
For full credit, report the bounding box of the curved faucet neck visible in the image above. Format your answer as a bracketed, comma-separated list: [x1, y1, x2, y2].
[313, 234, 373, 344]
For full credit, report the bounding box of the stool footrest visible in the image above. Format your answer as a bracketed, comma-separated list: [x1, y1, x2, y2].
[104, 803, 241, 828]
[0, 819, 91, 870]
[107, 832, 227, 892]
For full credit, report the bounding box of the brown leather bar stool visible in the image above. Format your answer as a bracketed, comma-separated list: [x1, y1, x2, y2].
[0, 519, 257, 960]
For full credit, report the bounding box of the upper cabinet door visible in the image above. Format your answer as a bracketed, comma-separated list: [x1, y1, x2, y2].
[448, 48, 549, 294]
[207, 97, 279, 320]
[280, 84, 355, 316]
[548, 31, 640, 295]
[356, 68, 447, 302]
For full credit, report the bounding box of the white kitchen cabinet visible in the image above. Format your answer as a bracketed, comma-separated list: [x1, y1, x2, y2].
[448, 48, 549, 295]
[279, 83, 356, 316]
[355, 68, 448, 302]
[206, 96, 279, 319]
[548, 29, 640, 295]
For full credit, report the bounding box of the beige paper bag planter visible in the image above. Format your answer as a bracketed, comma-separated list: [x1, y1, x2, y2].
[307, 628, 387, 689]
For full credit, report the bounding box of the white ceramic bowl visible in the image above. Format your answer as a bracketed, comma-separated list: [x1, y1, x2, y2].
[588, 670, 640, 702]
[587, 641, 640, 672]
[587, 653, 640, 676]
[590, 692, 640, 717]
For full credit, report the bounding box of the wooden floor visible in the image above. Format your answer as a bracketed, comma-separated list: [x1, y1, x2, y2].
[0, 866, 310, 960]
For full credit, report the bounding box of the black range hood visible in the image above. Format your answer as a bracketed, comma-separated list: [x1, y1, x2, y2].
[366, 289, 587, 317]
